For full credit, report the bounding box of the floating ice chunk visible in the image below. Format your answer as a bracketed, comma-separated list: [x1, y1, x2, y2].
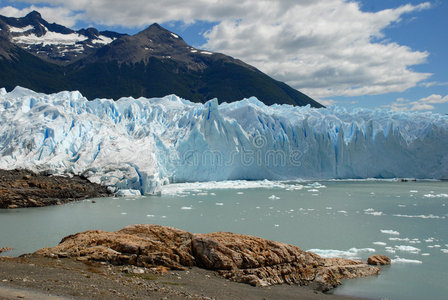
[392, 257, 423, 264]
[326, 207, 333, 210]
[385, 247, 396, 253]
[364, 208, 384, 216]
[409, 240, 421, 244]
[393, 214, 445, 219]
[381, 230, 400, 235]
[274, 224, 280, 227]
[307, 182, 326, 189]
[373, 242, 387, 246]
[424, 194, 448, 198]
[395, 245, 420, 254]
[389, 237, 410, 242]
[146, 214, 155, 217]
[308, 248, 375, 259]
[268, 195, 280, 200]
[421, 253, 430, 256]
[121, 212, 127, 215]
[181, 206, 193, 210]
[308, 189, 319, 192]
[117, 189, 142, 196]
[215, 202, 224, 206]
[337, 210, 348, 214]
[441, 249, 448, 254]
[237, 192, 244, 195]
[398, 204, 406, 207]
[410, 190, 418, 193]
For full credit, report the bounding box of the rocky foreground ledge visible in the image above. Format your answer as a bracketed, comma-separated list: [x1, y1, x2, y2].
[34, 224, 381, 292]
[0, 169, 111, 208]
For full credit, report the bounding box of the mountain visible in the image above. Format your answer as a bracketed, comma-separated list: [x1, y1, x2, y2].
[0, 11, 123, 65]
[0, 11, 323, 107]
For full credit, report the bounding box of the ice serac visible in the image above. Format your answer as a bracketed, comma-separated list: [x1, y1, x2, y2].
[1, 87, 448, 194]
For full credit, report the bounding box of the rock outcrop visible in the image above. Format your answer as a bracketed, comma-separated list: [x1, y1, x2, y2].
[35, 224, 380, 291]
[0, 247, 12, 253]
[0, 169, 111, 208]
[367, 255, 391, 266]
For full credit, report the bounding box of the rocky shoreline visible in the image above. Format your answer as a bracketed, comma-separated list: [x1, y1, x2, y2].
[36, 224, 381, 291]
[0, 169, 111, 209]
[0, 224, 389, 299]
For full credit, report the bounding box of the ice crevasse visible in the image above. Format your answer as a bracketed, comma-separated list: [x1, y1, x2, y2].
[1, 86, 447, 195]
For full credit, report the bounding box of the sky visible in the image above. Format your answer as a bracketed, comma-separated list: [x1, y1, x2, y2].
[0, 0, 447, 113]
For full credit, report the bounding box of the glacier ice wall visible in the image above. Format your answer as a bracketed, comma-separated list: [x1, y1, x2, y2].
[1, 86, 448, 194]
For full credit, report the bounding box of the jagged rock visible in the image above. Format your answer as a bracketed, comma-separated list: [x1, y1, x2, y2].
[35, 224, 194, 270]
[367, 255, 391, 265]
[0, 247, 13, 253]
[34, 224, 380, 291]
[0, 169, 111, 208]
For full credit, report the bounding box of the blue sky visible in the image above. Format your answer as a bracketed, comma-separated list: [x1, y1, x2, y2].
[0, 0, 447, 113]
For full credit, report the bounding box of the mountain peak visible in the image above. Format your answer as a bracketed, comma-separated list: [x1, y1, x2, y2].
[137, 23, 183, 41]
[24, 10, 42, 20]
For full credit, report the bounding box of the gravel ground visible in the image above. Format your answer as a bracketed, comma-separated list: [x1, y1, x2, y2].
[0, 256, 361, 300]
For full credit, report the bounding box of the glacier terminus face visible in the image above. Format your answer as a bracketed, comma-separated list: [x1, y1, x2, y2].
[1, 86, 448, 195]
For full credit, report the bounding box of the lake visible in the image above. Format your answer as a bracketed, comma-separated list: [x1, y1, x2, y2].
[1, 180, 447, 299]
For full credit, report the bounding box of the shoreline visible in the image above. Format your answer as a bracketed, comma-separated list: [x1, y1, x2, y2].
[0, 256, 364, 300]
[0, 224, 383, 299]
[0, 169, 111, 209]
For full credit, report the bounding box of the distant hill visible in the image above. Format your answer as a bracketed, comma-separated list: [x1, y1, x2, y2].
[0, 11, 323, 107]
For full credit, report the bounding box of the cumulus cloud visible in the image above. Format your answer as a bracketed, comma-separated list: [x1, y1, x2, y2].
[420, 94, 448, 104]
[386, 94, 448, 111]
[4, 0, 433, 99]
[202, 0, 431, 98]
[0, 5, 83, 27]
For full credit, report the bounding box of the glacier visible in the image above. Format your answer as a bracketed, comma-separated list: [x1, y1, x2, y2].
[1, 86, 448, 195]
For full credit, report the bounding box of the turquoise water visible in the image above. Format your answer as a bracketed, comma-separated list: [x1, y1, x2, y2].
[1, 180, 447, 299]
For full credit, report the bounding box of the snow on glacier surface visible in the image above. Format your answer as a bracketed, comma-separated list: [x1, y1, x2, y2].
[1, 86, 448, 194]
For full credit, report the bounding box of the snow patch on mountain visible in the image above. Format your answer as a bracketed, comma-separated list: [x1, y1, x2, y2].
[1, 87, 447, 195]
[91, 35, 114, 44]
[12, 27, 88, 46]
[8, 25, 34, 33]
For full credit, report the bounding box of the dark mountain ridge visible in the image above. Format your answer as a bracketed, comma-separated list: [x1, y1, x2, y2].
[0, 11, 323, 107]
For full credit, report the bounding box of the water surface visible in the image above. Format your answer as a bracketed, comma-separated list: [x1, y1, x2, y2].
[1, 180, 447, 300]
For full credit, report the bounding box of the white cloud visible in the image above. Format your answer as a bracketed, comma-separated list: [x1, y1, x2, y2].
[4, 0, 433, 99]
[202, 1, 431, 98]
[420, 94, 448, 104]
[318, 99, 337, 106]
[386, 94, 447, 111]
[0, 5, 83, 28]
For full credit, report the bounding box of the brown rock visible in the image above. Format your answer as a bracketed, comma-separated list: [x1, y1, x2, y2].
[35, 224, 194, 270]
[367, 255, 391, 265]
[33, 224, 380, 291]
[0, 247, 13, 253]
